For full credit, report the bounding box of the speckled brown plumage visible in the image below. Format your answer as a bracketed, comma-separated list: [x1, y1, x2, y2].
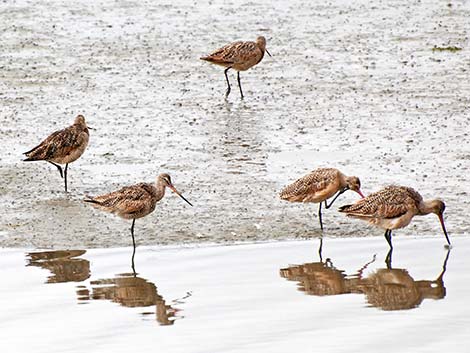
[85, 173, 192, 268]
[24, 115, 89, 164]
[201, 36, 270, 98]
[339, 185, 450, 248]
[280, 168, 364, 231]
[339, 185, 422, 219]
[86, 182, 161, 220]
[23, 115, 89, 192]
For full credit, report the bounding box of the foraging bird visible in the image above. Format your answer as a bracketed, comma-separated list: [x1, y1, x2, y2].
[200, 36, 271, 98]
[339, 185, 451, 249]
[84, 173, 192, 252]
[23, 115, 90, 192]
[280, 168, 365, 230]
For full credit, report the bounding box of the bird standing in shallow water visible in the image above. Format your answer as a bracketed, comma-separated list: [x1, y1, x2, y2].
[339, 185, 451, 249]
[200, 36, 271, 99]
[23, 115, 90, 192]
[84, 173, 192, 271]
[280, 168, 365, 231]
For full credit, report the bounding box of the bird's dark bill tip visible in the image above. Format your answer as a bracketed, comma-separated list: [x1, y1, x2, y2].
[178, 193, 193, 207]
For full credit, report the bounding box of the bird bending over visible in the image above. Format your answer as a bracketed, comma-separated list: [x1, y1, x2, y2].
[200, 36, 271, 99]
[280, 168, 365, 231]
[23, 115, 90, 192]
[84, 173, 192, 271]
[339, 185, 451, 249]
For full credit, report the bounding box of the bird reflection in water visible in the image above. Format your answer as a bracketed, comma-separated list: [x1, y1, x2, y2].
[356, 249, 450, 311]
[26, 250, 90, 283]
[280, 241, 451, 310]
[77, 272, 188, 325]
[280, 240, 375, 296]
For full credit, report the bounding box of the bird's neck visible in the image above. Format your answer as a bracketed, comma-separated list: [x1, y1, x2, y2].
[154, 180, 166, 201]
[418, 200, 435, 216]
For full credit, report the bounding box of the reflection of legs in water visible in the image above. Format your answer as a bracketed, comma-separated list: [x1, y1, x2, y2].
[357, 253, 377, 279]
[318, 236, 323, 262]
[436, 248, 451, 282]
[384, 229, 393, 249]
[130, 219, 136, 276]
[385, 248, 393, 269]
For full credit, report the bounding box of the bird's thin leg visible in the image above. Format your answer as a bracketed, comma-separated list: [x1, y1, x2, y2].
[237, 71, 244, 99]
[318, 236, 323, 262]
[64, 163, 69, 192]
[318, 202, 324, 231]
[385, 248, 393, 269]
[224, 67, 231, 97]
[324, 188, 347, 209]
[131, 219, 137, 276]
[48, 161, 63, 179]
[384, 229, 393, 249]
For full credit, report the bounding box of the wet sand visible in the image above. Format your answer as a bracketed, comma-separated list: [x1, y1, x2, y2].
[0, 0, 469, 247]
[1, 236, 469, 353]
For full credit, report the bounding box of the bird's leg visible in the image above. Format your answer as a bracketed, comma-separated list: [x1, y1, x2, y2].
[237, 71, 244, 99]
[48, 161, 63, 179]
[384, 229, 393, 249]
[318, 202, 324, 231]
[324, 188, 348, 209]
[131, 219, 137, 276]
[64, 163, 69, 193]
[318, 236, 323, 262]
[385, 248, 393, 269]
[224, 67, 231, 97]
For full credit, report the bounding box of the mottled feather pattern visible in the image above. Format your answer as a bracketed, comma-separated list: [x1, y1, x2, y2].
[24, 122, 89, 162]
[280, 168, 340, 200]
[339, 185, 423, 219]
[87, 183, 160, 219]
[203, 41, 259, 64]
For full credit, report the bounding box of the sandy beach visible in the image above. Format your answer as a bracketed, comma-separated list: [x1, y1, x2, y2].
[0, 0, 469, 247]
[1, 236, 469, 353]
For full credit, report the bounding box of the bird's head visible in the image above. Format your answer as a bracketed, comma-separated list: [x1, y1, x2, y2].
[158, 173, 193, 206]
[345, 176, 365, 198]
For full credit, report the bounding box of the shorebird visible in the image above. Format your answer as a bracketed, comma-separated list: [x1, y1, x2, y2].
[84, 173, 192, 270]
[339, 185, 451, 249]
[23, 115, 90, 192]
[280, 168, 365, 231]
[200, 36, 271, 98]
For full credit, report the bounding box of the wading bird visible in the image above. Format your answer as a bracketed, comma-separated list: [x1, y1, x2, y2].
[339, 185, 451, 249]
[23, 115, 90, 192]
[280, 168, 365, 231]
[84, 173, 192, 271]
[201, 36, 271, 98]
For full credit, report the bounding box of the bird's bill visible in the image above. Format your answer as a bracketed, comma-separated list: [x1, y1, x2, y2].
[266, 49, 272, 57]
[356, 190, 365, 198]
[87, 126, 95, 130]
[438, 214, 451, 245]
[169, 185, 193, 206]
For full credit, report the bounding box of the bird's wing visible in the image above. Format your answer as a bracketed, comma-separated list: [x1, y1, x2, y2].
[202, 41, 257, 64]
[280, 169, 338, 200]
[339, 186, 419, 218]
[91, 183, 154, 214]
[24, 126, 84, 161]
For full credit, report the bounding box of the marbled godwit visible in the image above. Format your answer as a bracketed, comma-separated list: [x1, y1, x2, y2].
[84, 173, 192, 269]
[339, 185, 451, 249]
[200, 36, 271, 98]
[23, 115, 89, 192]
[280, 168, 365, 231]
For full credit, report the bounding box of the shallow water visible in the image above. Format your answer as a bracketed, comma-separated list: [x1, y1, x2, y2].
[0, 0, 469, 248]
[1, 237, 469, 353]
